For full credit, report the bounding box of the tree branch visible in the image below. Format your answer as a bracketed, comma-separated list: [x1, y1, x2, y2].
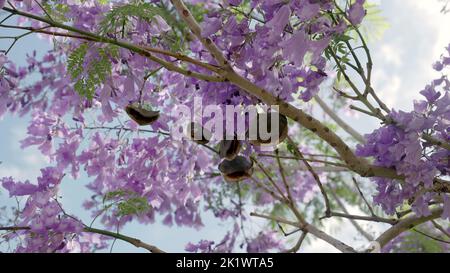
[323, 211, 397, 225]
[432, 220, 450, 239]
[250, 212, 357, 253]
[1, 7, 224, 83]
[314, 95, 365, 144]
[0, 226, 165, 253]
[283, 232, 308, 253]
[328, 190, 375, 241]
[170, 0, 228, 67]
[352, 177, 377, 217]
[375, 207, 444, 248]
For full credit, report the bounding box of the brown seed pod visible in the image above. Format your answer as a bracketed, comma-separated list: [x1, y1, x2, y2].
[219, 137, 241, 161]
[218, 156, 253, 182]
[187, 122, 212, 145]
[125, 104, 160, 126]
[248, 112, 288, 146]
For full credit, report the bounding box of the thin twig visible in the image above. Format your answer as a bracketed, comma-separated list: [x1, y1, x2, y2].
[275, 149, 295, 204]
[34, 0, 54, 21]
[329, 190, 374, 240]
[321, 211, 397, 225]
[249, 176, 284, 202]
[314, 95, 365, 143]
[413, 228, 450, 244]
[286, 136, 331, 217]
[258, 153, 348, 168]
[283, 232, 308, 253]
[250, 212, 356, 253]
[431, 220, 450, 239]
[352, 177, 376, 216]
[251, 156, 288, 202]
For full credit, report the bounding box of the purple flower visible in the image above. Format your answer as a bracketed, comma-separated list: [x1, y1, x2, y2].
[246, 231, 284, 253]
[20, 110, 60, 156]
[443, 195, 450, 220]
[201, 17, 222, 37]
[226, 0, 242, 6]
[265, 5, 291, 42]
[433, 61, 444, 72]
[55, 138, 81, 177]
[37, 167, 63, 189]
[1, 177, 39, 197]
[348, 0, 366, 25]
[293, 1, 320, 21]
[0, 53, 7, 67]
[281, 30, 308, 67]
[185, 240, 214, 253]
[420, 84, 441, 104]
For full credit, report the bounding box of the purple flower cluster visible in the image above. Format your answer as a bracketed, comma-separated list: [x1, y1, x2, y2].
[196, 0, 349, 102]
[185, 223, 240, 253]
[246, 231, 284, 253]
[357, 45, 450, 218]
[1, 168, 89, 252]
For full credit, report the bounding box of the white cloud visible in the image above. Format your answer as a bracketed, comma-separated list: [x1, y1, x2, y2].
[372, 0, 450, 110]
[379, 44, 403, 67]
[0, 153, 48, 182]
[0, 123, 49, 181]
[371, 69, 402, 109]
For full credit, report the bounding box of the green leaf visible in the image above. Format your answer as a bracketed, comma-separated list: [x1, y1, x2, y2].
[103, 190, 152, 217]
[357, 2, 390, 42]
[117, 197, 151, 217]
[67, 43, 88, 80]
[99, 2, 165, 34]
[99, 2, 188, 51]
[41, 1, 71, 23]
[104, 190, 130, 202]
[67, 44, 117, 100]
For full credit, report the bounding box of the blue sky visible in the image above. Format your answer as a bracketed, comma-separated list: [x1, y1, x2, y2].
[1, 0, 449, 252]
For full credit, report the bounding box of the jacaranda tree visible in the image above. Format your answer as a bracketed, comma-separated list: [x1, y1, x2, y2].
[0, 0, 449, 253]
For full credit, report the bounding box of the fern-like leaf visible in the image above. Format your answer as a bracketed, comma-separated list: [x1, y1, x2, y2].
[68, 44, 117, 100]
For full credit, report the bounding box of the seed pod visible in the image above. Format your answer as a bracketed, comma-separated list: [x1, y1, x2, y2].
[218, 156, 253, 182]
[248, 112, 288, 146]
[125, 104, 160, 126]
[219, 137, 241, 161]
[187, 122, 211, 145]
